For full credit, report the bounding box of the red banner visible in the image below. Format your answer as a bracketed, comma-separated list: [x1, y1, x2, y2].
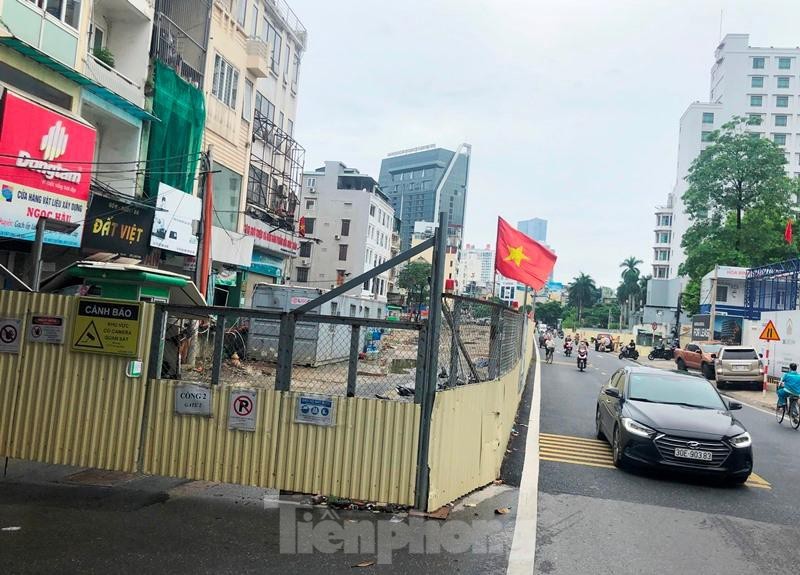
[0, 91, 96, 202]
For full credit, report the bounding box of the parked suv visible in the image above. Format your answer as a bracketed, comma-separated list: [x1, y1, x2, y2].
[714, 347, 763, 390]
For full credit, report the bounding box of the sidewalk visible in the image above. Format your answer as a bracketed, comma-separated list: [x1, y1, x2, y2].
[634, 351, 778, 412]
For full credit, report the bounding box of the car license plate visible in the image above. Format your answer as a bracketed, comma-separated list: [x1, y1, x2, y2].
[732, 365, 748, 372]
[674, 448, 712, 461]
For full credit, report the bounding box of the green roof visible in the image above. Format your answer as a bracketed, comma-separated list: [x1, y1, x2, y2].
[0, 36, 158, 122]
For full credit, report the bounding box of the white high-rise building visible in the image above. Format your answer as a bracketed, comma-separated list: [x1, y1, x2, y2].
[458, 244, 495, 293]
[656, 33, 800, 279]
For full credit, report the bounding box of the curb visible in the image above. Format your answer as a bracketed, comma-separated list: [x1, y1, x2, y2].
[506, 345, 542, 574]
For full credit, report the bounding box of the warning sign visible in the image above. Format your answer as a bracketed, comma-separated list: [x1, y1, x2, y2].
[759, 320, 781, 342]
[28, 315, 65, 344]
[0, 318, 21, 354]
[228, 390, 257, 431]
[71, 298, 141, 357]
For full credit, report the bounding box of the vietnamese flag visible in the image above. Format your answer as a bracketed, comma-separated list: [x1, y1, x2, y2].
[785, 219, 793, 244]
[494, 217, 557, 290]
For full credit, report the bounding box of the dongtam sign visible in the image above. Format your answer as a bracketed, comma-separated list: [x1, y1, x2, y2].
[0, 90, 96, 247]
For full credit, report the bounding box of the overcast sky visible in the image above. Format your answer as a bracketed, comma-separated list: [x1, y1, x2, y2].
[289, 0, 800, 288]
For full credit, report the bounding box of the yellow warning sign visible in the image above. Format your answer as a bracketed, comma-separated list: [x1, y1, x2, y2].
[71, 298, 141, 357]
[759, 320, 781, 342]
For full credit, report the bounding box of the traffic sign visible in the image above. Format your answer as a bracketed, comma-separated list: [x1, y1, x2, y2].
[0, 318, 21, 354]
[228, 390, 257, 431]
[295, 394, 335, 426]
[71, 298, 141, 357]
[759, 320, 781, 342]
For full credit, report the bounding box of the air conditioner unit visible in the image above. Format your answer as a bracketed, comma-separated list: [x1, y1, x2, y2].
[334, 234, 341, 240]
[301, 259, 311, 266]
[308, 188, 316, 194]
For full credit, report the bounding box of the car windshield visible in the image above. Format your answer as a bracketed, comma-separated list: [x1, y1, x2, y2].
[723, 349, 758, 360]
[627, 373, 726, 409]
[699, 344, 721, 355]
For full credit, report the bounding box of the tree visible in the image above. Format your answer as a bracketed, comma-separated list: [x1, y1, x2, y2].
[620, 257, 643, 283]
[398, 260, 431, 316]
[678, 117, 800, 308]
[567, 273, 599, 326]
[535, 301, 563, 326]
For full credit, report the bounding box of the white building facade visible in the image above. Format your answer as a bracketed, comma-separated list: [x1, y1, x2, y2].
[656, 33, 800, 279]
[297, 161, 394, 301]
[458, 243, 494, 293]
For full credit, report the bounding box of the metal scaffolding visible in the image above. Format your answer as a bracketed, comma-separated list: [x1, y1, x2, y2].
[745, 258, 800, 319]
[246, 110, 306, 234]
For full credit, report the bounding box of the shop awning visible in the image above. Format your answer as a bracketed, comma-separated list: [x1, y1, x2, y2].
[0, 36, 158, 122]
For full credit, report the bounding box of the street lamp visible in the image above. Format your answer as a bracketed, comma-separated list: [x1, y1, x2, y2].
[31, 217, 79, 291]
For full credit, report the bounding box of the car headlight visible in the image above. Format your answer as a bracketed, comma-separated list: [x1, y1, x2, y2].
[730, 432, 752, 449]
[621, 417, 656, 438]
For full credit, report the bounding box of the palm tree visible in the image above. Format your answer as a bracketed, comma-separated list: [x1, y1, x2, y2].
[568, 273, 598, 326]
[620, 256, 643, 283]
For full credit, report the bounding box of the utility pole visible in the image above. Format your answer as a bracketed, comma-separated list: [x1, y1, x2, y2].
[708, 264, 719, 342]
[198, 146, 214, 300]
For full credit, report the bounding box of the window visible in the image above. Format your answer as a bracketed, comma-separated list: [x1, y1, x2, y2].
[750, 95, 763, 107]
[349, 304, 357, 317]
[287, 119, 294, 137]
[658, 214, 672, 226]
[234, 0, 246, 26]
[90, 23, 105, 52]
[250, 4, 258, 36]
[242, 79, 253, 121]
[655, 267, 667, 279]
[212, 54, 239, 108]
[330, 302, 339, 316]
[341, 219, 350, 236]
[748, 113, 763, 125]
[299, 242, 312, 257]
[292, 54, 301, 87]
[334, 269, 346, 287]
[701, 131, 713, 142]
[778, 76, 790, 89]
[296, 267, 309, 282]
[715, 285, 728, 303]
[777, 95, 789, 108]
[779, 57, 792, 70]
[284, 45, 291, 77]
[304, 217, 315, 234]
[774, 133, 787, 146]
[305, 199, 315, 209]
[369, 205, 375, 216]
[338, 244, 348, 261]
[702, 112, 714, 124]
[306, 177, 316, 187]
[776, 115, 788, 127]
[657, 231, 670, 244]
[45, 0, 82, 29]
[751, 76, 764, 88]
[278, 111, 284, 131]
[254, 92, 275, 121]
[752, 57, 765, 69]
[261, 21, 282, 72]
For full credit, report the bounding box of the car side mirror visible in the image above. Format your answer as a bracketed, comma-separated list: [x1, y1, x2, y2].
[727, 401, 742, 411]
[711, 354, 717, 359]
[604, 388, 621, 399]
[759, 353, 763, 359]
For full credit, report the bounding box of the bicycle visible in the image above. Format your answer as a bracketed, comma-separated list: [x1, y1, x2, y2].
[545, 347, 554, 364]
[775, 393, 800, 430]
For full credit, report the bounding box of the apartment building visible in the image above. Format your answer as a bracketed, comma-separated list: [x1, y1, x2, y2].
[458, 243, 494, 295]
[656, 33, 800, 279]
[296, 162, 394, 301]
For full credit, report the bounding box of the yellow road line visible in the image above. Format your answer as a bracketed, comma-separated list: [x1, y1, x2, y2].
[539, 451, 614, 466]
[540, 456, 616, 469]
[539, 445, 612, 459]
[541, 432, 608, 445]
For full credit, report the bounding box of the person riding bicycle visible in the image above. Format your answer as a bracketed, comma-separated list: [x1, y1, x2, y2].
[545, 337, 556, 361]
[777, 362, 800, 408]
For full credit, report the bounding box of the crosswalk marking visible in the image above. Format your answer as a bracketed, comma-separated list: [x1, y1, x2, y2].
[539, 432, 771, 490]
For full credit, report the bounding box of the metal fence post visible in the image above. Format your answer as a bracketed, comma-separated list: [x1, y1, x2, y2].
[488, 306, 502, 379]
[346, 324, 360, 397]
[147, 305, 167, 381]
[448, 298, 461, 388]
[210, 313, 226, 385]
[275, 313, 296, 391]
[414, 324, 428, 404]
[414, 211, 448, 511]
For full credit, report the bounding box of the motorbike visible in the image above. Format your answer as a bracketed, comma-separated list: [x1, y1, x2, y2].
[577, 350, 588, 371]
[647, 344, 675, 361]
[619, 347, 640, 361]
[564, 342, 573, 357]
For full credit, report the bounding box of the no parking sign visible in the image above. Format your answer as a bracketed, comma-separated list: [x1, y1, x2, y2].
[228, 389, 257, 431]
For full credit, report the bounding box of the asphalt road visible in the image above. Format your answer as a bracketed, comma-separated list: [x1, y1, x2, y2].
[535, 347, 800, 575]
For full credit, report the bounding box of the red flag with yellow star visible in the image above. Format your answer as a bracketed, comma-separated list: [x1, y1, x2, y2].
[494, 217, 557, 290]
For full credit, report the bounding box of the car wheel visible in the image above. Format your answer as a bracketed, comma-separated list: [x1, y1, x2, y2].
[716, 380, 727, 390]
[702, 363, 715, 380]
[612, 425, 626, 468]
[595, 407, 605, 440]
[676, 358, 687, 371]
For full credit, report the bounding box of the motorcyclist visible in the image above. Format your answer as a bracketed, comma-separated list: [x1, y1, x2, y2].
[545, 337, 556, 361]
[627, 339, 636, 352]
[777, 362, 800, 408]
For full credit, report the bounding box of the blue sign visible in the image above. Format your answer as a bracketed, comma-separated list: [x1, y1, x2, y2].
[295, 394, 335, 426]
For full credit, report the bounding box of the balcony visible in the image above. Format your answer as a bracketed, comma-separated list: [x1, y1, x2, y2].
[1, 0, 79, 67]
[84, 55, 145, 108]
[246, 38, 271, 78]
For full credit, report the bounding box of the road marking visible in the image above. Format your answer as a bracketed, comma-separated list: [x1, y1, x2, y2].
[539, 432, 771, 490]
